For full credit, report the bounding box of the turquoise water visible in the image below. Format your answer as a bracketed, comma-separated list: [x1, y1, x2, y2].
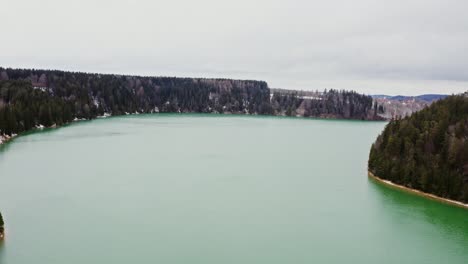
[0, 114, 467, 263]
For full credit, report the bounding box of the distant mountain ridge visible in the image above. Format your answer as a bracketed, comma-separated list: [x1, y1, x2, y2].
[371, 94, 448, 102]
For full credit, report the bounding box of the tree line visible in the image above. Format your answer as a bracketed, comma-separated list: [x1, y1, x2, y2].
[0, 67, 381, 137]
[270, 89, 382, 119]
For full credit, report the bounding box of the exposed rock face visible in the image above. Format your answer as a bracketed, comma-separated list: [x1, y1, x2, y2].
[372, 94, 448, 119]
[374, 97, 430, 119]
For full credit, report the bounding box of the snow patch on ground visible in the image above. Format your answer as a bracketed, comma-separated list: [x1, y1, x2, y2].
[97, 112, 112, 118]
[93, 97, 100, 107]
[0, 133, 17, 145]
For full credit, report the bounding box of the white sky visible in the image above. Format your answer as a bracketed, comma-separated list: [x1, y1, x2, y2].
[1, 0, 467, 95]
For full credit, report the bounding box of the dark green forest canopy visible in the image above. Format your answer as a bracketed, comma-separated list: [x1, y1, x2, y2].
[0, 67, 381, 137]
[369, 94, 468, 203]
[0, 211, 3, 238]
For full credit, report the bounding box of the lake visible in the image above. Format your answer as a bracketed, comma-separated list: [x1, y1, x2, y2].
[0, 114, 467, 263]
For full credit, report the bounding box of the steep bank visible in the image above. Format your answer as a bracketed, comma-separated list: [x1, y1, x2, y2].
[369, 94, 468, 204]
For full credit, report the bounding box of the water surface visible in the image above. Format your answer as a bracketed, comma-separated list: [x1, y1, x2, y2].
[0, 114, 467, 263]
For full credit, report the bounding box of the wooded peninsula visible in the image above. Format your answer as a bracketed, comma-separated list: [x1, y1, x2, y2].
[369, 94, 468, 204]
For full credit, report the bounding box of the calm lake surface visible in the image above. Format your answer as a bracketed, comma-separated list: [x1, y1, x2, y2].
[0, 114, 467, 264]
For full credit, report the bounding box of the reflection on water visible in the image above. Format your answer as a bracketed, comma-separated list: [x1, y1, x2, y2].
[0, 239, 5, 263]
[0, 142, 12, 154]
[368, 178, 468, 243]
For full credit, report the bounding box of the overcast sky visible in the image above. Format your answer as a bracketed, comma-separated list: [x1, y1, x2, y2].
[1, 0, 467, 95]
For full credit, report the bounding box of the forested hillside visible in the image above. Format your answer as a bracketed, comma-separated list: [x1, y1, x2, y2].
[271, 88, 381, 120]
[0, 67, 381, 138]
[369, 94, 468, 203]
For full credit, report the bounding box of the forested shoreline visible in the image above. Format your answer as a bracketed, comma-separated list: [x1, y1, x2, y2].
[369, 94, 468, 203]
[0, 67, 382, 140]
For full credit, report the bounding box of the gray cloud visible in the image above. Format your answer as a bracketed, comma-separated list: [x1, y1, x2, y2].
[1, 0, 467, 95]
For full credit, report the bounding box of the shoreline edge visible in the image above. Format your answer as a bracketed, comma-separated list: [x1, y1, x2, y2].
[368, 171, 468, 209]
